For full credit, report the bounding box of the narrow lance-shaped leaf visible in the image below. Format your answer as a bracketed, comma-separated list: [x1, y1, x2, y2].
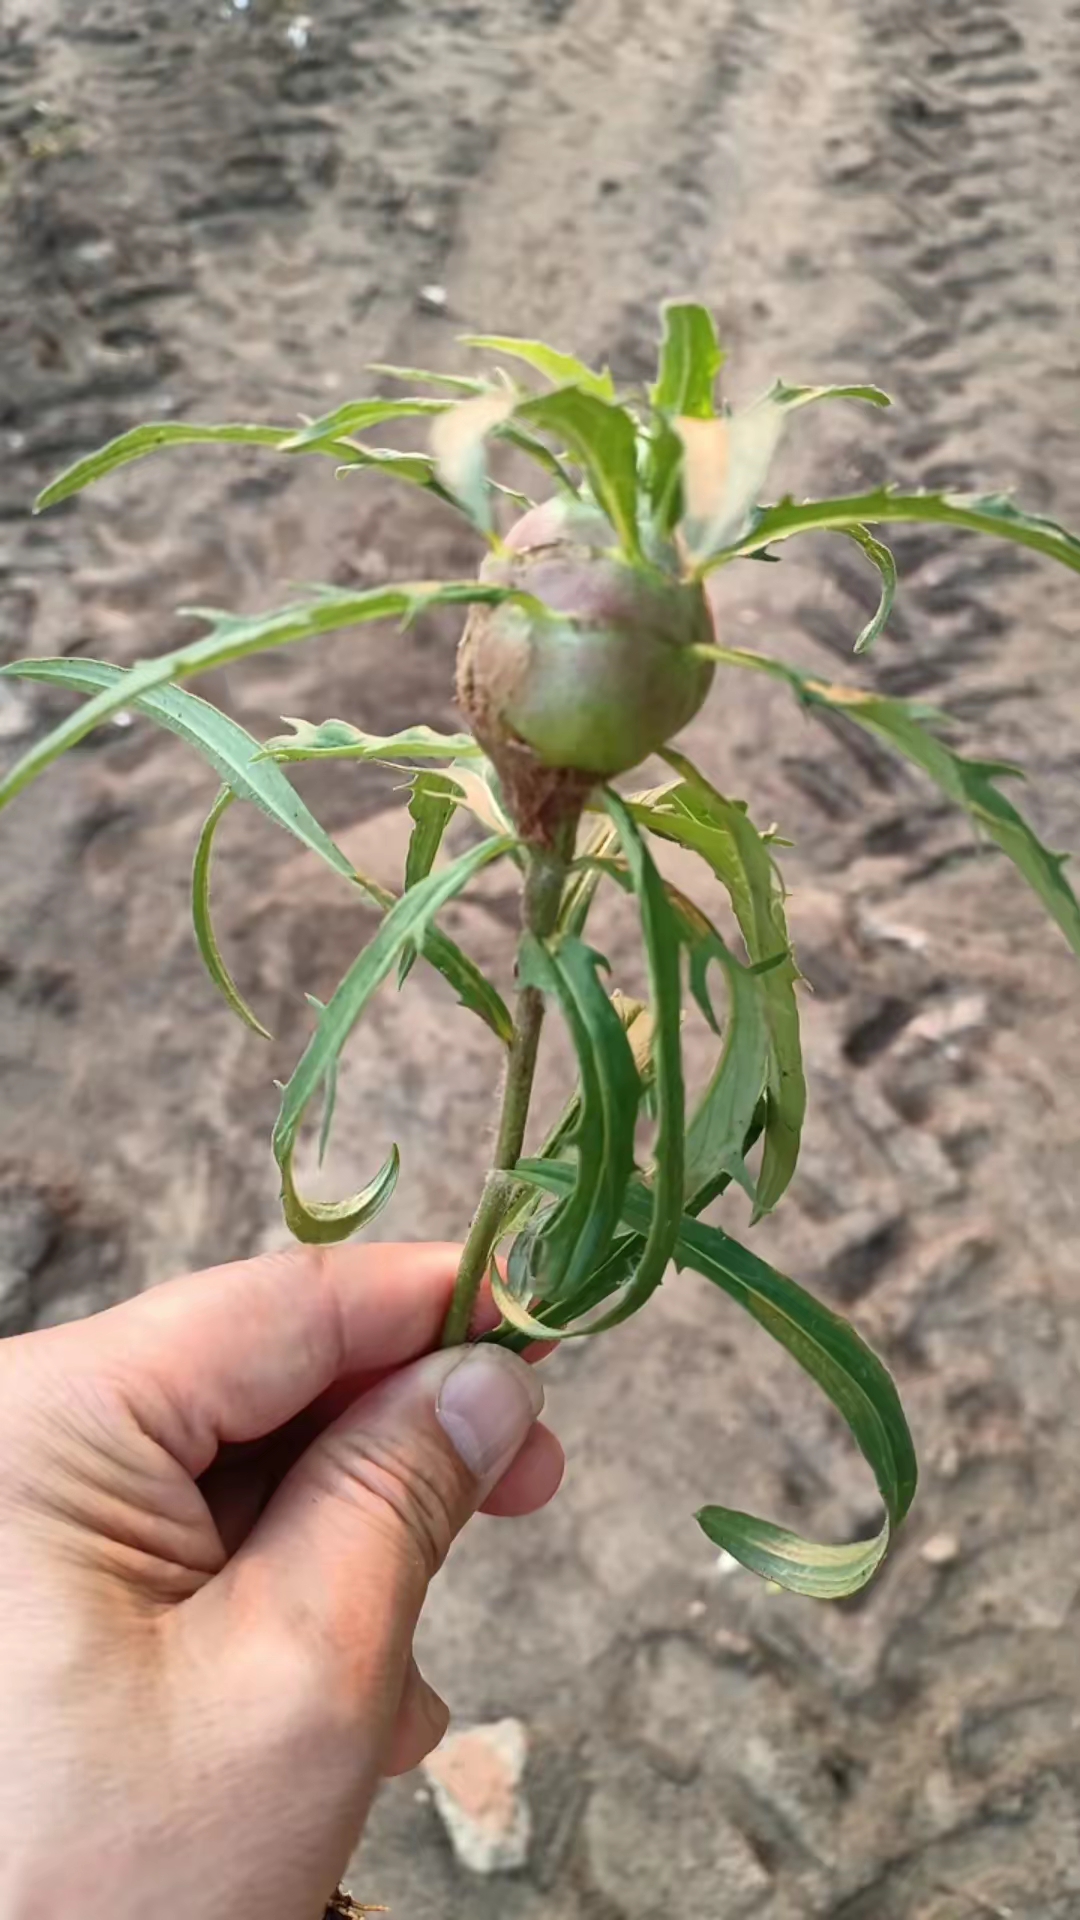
[494, 421, 580, 495]
[645, 412, 688, 535]
[278, 1138, 402, 1248]
[2, 657, 513, 1045]
[304, 998, 339, 1166]
[488, 993, 652, 1280]
[332, 445, 459, 499]
[492, 1099, 766, 1356]
[844, 525, 897, 654]
[702, 485, 1080, 578]
[261, 717, 482, 764]
[637, 756, 806, 1218]
[513, 388, 642, 561]
[585, 791, 685, 1330]
[683, 929, 770, 1207]
[397, 771, 460, 990]
[678, 379, 890, 563]
[32, 421, 364, 512]
[367, 363, 488, 394]
[511, 1159, 917, 1597]
[281, 395, 452, 452]
[403, 773, 460, 893]
[191, 788, 271, 1039]
[0, 581, 515, 813]
[461, 333, 616, 401]
[492, 937, 640, 1340]
[274, 834, 514, 1243]
[652, 301, 724, 418]
[4, 658, 366, 880]
[702, 646, 1080, 961]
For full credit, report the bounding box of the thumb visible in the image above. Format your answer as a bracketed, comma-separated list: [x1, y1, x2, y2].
[212, 1343, 543, 1720]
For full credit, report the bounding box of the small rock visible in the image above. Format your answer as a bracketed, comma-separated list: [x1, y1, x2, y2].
[714, 1628, 755, 1660]
[423, 1719, 530, 1874]
[854, 904, 929, 954]
[921, 1530, 960, 1567]
[908, 992, 988, 1047]
[0, 682, 30, 742]
[417, 283, 448, 314]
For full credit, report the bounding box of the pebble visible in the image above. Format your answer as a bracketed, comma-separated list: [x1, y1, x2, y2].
[921, 1530, 960, 1567]
[423, 1719, 530, 1875]
[0, 682, 30, 741]
[417, 283, 448, 314]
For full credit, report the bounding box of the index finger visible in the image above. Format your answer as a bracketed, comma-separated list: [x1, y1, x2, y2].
[39, 1241, 471, 1477]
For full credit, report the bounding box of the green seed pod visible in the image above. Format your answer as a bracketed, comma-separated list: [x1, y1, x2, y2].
[457, 495, 715, 778]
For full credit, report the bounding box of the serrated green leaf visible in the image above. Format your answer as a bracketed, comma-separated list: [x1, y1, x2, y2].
[703, 486, 1080, 578]
[495, 422, 579, 494]
[461, 334, 615, 401]
[263, 717, 482, 764]
[683, 929, 769, 1207]
[32, 422, 361, 512]
[679, 380, 890, 562]
[304, 997, 338, 1166]
[587, 791, 685, 1327]
[3, 657, 364, 882]
[274, 834, 513, 1243]
[635, 755, 805, 1218]
[511, 1157, 917, 1595]
[430, 392, 515, 531]
[192, 788, 271, 1039]
[334, 445, 455, 497]
[844, 525, 897, 653]
[702, 646, 1080, 960]
[652, 301, 724, 419]
[403, 772, 459, 892]
[282, 396, 451, 451]
[766, 379, 891, 414]
[505, 935, 640, 1318]
[492, 805, 686, 1346]
[2, 656, 513, 1046]
[397, 771, 460, 990]
[644, 413, 687, 535]
[280, 1141, 401, 1246]
[0, 583, 514, 813]
[513, 388, 642, 561]
[367, 364, 488, 394]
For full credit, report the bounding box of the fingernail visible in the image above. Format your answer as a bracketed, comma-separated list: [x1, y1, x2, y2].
[436, 1346, 544, 1482]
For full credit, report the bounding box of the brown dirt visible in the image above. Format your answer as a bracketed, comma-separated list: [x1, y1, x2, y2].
[3, 0, 1080, 1914]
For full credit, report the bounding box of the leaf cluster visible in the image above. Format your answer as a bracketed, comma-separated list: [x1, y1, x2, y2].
[6, 303, 1080, 1595]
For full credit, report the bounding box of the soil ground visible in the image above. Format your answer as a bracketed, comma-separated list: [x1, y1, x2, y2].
[3, 0, 1080, 1913]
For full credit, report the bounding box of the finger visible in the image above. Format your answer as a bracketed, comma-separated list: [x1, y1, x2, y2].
[45, 1242, 471, 1477]
[204, 1413, 563, 1555]
[383, 1659, 450, 1778]
[479, 1420, 565, 1517]
[204, 1345, 545, 1740]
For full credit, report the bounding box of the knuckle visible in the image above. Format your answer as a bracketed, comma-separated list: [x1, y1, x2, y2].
[315, 1425, 463, 1585]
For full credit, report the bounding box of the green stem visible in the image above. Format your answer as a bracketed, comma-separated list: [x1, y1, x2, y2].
[441, 825, 576, 1347]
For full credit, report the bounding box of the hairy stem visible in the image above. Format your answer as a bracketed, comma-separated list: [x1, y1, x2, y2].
[441, 819, 578, 1347]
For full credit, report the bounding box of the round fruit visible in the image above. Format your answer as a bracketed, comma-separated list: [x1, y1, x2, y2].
[457, 496, 715, 778]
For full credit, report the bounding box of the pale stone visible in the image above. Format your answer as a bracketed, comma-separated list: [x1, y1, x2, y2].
[423, 1719, 530, 1875]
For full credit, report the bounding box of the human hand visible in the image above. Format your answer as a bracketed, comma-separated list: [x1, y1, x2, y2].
[0, 1241, 562, 1919]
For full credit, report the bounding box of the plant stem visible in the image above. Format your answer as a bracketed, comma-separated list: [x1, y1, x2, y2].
[440, 822, 576, 1347]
